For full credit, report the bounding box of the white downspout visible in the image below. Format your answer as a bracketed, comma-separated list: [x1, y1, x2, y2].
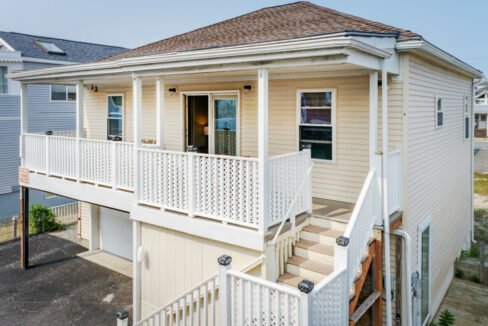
[382, 59, 393, 326]
[393, 229, 413, 326]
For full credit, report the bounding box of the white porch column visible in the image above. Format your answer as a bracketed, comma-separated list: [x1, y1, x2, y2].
[19, 83, 28, 165]
[258, 68, 269, 234]
[132, 219, 142, 323]
[369, 71, 378, 168]
[133, 76, 142, 199]
[76, 81, 84, 181]
[156, 77, 165, 149]
[381, 59, 393, 326]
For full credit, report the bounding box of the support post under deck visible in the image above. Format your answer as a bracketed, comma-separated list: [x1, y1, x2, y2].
[20, 186, 29, 269]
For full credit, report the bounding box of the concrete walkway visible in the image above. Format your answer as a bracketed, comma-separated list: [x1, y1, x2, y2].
[434, 278, 488, 325]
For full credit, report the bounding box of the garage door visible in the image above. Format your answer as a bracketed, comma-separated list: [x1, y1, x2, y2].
[99, 207, 132, 260]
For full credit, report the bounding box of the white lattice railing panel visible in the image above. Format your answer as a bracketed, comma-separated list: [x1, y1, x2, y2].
[51, 202, 79, 225]
[23, 133, 47, 172]
[134, 274, 218, 326]
[343, 169, 378, 286]
[194, 154, 259, 228]
[311, 268, 348, 326]
[388, 149, 402, 215]
[227, 270, 301, 326]
[80, 139, 112, 185]
[115, 142, 134, 190]
[268, 151, 312, 228]
[48, 136, 77, 178]
[139, 148, 189, 212]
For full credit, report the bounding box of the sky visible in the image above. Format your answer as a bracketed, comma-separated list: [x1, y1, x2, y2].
[2, 0, 487, 74]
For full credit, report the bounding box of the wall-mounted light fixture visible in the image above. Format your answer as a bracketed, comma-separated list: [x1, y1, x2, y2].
[91, 84, 98, 92]
[168, 87, 177, 95]
[243, 84, 253, 94]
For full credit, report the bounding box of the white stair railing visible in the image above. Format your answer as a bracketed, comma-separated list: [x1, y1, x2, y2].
[340, 169, 378, 287]
[134, 273, 218, 326]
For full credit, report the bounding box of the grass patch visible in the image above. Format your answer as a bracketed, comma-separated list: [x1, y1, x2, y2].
[474, 173, 488, 195]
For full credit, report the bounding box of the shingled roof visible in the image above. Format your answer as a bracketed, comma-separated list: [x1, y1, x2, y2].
[102, 1, 420, 62]
[0, 31, 127, 63]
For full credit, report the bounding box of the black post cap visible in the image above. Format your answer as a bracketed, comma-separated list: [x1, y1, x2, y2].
[298, 280, 314, 294]
[217, 255, 232, 266]
[336, 236, 350, 247]
[115, 310, 129, 320]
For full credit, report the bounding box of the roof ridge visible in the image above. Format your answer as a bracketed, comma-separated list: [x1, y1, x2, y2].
[101, 1, 308, 60]
[304, 2, 417, 37]
[1, 31, 127, 49]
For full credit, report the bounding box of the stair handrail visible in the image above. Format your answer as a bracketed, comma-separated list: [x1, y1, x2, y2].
[270, 161, 314, 246]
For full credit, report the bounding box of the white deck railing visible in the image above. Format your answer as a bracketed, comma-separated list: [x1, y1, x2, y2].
[22, 133, 311, 233]
[388, 149, 402, 215]
[51, 202, 80, 225]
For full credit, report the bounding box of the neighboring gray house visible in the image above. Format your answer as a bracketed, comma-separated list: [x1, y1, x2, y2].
[0, 32, 127, 219]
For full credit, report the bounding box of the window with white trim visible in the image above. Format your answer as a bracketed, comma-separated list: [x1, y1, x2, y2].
[464, 96, 470, 140]
[298, 90, 335, 160]
[0, 66, 7, 94]
[435, 97, 443, 128]
[418, 220, 432, 326]
[51, 85, 76, 101]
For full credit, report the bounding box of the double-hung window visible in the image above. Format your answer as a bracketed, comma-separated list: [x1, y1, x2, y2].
[107, 95, 124, 140]
[464, 96, 470, 140]
[435, 97, 443, 128]
[298, 90, 335, 160]
[51, 85, 76, 101]
[0, 66, 7, 94]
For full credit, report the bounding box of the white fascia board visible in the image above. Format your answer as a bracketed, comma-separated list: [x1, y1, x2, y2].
[353, 36, 400, 75]
[9, 35, 391, 82]
[21, 57, 78, 65]
[396, 39, 483, 78]
[0, 37, 16, 51]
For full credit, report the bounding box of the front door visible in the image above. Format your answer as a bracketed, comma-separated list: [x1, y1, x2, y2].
[186, 93, 238, 156]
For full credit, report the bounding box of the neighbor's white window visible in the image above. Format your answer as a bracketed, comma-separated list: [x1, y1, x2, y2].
[107, 94, 124, 140]
[298, 89, 335, 160]
[51, 85, 76, 101]
[435, 97, 443, 128]
[464, 96, 470, 140]
[418, 219, 432, 326]
[0, 66, 7, 94]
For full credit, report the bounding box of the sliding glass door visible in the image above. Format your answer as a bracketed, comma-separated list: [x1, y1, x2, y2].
[213, 96, 237, 156]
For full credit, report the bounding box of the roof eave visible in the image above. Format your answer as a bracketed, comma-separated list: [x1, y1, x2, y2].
[10, 34, 391, 82]
[396, 39, 483, 78]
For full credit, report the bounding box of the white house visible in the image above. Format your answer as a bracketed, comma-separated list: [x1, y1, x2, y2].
[10, 2, 482, 325]
[474, 79, 488, 137]
[0, 31, 126, 219]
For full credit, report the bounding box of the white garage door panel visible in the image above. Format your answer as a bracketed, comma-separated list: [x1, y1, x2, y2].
[100, 207, 132, 260]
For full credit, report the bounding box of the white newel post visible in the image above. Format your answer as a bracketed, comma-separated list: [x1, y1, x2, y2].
[132, 219, 142, 323]
[76, 80, 84, 182]
[218, 255, 232, 326]
[19, 83, 28, 166]
[156, 77, 165, 149]
[258, 68, 269, 234]
[298, 280, 314, 326]
[133, 76, 142, 201]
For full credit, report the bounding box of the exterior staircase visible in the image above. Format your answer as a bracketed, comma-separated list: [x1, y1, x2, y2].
[277, 216, 347, 289]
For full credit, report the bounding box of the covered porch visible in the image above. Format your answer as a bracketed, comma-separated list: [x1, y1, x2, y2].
[17, 37, 402, 237]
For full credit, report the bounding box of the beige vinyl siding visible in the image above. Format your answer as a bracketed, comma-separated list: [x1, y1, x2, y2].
[80, 201, 91, 241]
[140, 222, 261, 318]
[83, 76, 387, 203]
[405, 54, 472, 315]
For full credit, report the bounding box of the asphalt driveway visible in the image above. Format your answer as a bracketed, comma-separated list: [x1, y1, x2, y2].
[0, 232, 132, 326]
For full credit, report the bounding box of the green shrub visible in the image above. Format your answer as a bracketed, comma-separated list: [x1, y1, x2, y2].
[461, 242, 479, 258]
[454, 268, 464, 279]
[438, 309, 455, 326]
[470, 274, 481, 283]
[29, 204, 61, 234]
